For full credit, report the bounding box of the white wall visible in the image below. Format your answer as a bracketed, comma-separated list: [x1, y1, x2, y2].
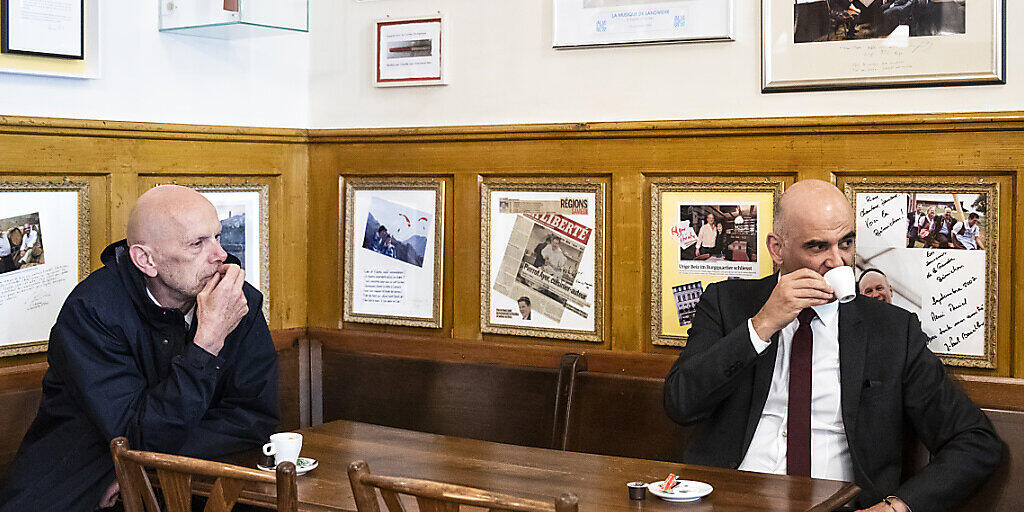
[0, 1, 310, 128]
[308, 0, 1023, 129]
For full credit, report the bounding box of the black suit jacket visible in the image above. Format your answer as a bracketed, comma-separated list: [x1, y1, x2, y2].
[663, 274, 1001, 512]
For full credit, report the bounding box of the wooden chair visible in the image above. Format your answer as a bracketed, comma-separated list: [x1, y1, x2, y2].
[110, 437, 297, 512]
[347, 460, 578, 512]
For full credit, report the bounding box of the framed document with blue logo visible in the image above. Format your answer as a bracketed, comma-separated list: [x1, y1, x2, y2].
[553, 0, 733, 48]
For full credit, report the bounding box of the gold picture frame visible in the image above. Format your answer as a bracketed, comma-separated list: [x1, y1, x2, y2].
[843, 178, 1000, 369]
[343, 178, 445, 328]
[480, 178, 605, 342]
[0, 179, 91, 357]
[140, 178, 271, 321]
[650, 178, 783, 347]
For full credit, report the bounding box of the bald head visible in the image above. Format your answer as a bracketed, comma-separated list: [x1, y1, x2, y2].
[774, 180, 854, 238]
[767, 179, 856, 275]
[127, 185, 217, 246]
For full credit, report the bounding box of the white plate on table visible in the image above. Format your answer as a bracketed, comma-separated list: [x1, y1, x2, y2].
[647, 479, 713, 502]
[258, 456, 318, 476]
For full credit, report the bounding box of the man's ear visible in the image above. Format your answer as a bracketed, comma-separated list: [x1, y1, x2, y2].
[128, 244, 158, 277]
[765, 232, 785, 266]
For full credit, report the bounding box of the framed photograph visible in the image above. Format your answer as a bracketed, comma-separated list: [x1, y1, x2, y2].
[553, 0, 733, 48]
[1, 0, 84, 59]
[845, 180, 999, 368]
[375, 16, 447, 87]
[651, 179, 782, 347]
[0, 180, 90, 357]
[343, 178, 445, 328]
[481, 179, 605, 342]
[763, 0, 1005, 92]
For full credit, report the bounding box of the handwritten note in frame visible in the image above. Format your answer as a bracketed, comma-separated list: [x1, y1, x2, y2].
[846, 180, 999, 369]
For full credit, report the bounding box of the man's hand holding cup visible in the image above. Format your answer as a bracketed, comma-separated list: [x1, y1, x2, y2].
[751, 268, 834, 342]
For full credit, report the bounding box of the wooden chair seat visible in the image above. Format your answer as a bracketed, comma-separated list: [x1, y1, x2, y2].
[347, 460, 578, 512]
[110, 437, 297, 512]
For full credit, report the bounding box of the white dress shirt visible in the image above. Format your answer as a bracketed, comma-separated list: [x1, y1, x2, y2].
[146, 287, 195, 329]
[738, 300, 854, 482]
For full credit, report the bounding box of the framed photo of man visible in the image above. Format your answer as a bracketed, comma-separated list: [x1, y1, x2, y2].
[0, 180, 90, 356]
[650, 178, 782, 347]
[844, 179, 1001, 368]
[481, 179, 605, 342]
[763, 0, 1005, 92]
[343, 178, 445, 328]
[139, 179, 271, 320]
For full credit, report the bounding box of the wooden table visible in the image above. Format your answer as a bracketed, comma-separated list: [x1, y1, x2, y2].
[226, 420, 858, 511]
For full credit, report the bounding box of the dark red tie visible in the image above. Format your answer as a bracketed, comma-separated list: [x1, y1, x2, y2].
[787, 308, 816, 477]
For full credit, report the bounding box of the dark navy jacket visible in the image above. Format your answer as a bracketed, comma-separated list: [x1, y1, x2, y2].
[0, 240, 278, 511]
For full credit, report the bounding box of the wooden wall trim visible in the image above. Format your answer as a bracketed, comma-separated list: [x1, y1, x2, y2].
[0, 115, 308, 143]
[308, 328, 677, 379]
[0, 329, 307, 393]
[309, 111, 1024, 143]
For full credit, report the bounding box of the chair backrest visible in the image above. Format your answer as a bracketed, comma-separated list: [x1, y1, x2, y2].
[110, 437, 298, 512]
[347, 460, 578, 512]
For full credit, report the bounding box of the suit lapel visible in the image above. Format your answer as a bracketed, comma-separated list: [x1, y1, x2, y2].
[742, 275, 780, 454]
[838, 299, 868, 450]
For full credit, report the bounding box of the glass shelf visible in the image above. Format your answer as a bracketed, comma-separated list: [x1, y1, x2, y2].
[159, 0, 308, 39]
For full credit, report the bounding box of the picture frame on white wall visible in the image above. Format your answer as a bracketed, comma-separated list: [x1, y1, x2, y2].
[553, 0, 734, 49]
[763, 0, 1005, 92]
[375, 15, 448, 87]
[1, 0, 83, 59]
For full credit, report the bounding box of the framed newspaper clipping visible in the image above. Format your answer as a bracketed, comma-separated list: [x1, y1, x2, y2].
[481, 179, 605, 342]
[650, 178, 782, 347]
[344, 178, 445, 328]
[844, 179, 999, 369]
[0, 179, 91, 357]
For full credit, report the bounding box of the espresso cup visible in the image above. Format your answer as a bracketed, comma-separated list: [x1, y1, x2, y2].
[262, 432, 302, 466]
[824, 266, 856, 303]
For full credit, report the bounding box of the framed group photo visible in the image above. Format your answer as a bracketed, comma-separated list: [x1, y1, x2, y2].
[0, 180, 90, 357]
[845, 179, 999, 368]
[343, 178, 445, 328]
[650, 178, 782, 347]
[763, 0, 1005, 91]
[553, 0, 734, 48]
[481, 179, 605, 342]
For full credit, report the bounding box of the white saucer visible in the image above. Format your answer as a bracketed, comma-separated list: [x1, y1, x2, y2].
[258, 456, 318, 475]
[647, 480, 713, 502]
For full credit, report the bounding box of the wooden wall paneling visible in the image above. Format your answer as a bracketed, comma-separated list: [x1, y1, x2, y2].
[306, 143, 340, 330]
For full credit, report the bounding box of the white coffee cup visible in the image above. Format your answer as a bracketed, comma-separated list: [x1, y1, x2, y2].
[263, 432, 302, 466]
[824, 266, 856, 303]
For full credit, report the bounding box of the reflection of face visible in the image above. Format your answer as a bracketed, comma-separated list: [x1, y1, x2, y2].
[927, 208, 935, 218]
[944, 207, 953, 218]
[518, 301, 531, 319]
[859, 272, 892, 304]
[706, 214, 714, 225]
[774, 207, 855, 276]
[152, 203, 227, 301]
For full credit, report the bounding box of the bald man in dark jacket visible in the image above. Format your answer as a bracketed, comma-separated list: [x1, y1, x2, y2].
[0, 186, 278, 511]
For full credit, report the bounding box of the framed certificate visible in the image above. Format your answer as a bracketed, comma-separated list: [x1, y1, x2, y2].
[375, 16, 447, 87]
[2, 0, 84, 59]
[554, 0, 733, 48]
